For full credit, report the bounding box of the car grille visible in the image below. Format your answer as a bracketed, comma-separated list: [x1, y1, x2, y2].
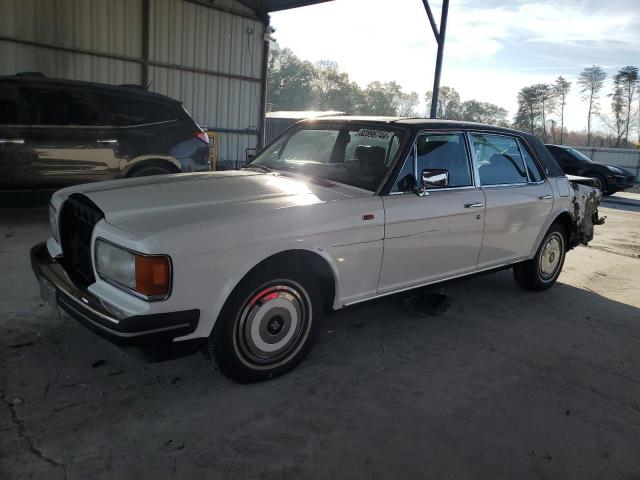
[59, 194, 104, 288]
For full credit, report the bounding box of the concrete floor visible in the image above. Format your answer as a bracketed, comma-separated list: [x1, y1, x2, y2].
[1, 195, 639, 480]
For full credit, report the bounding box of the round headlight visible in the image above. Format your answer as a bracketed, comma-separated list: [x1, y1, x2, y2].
[95, 240, 136, 289]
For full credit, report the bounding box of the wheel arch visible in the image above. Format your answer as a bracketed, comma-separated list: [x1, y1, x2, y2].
[193, 246, 341, 339]
[241, 250, 338, 312]
[124, 157, 181, 177]
[531, 209, 577, 257]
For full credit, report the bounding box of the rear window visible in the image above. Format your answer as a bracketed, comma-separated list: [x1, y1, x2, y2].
[106, 96, 178, 126]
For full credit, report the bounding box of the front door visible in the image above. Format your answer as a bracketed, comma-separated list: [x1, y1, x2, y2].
[378, 132, 486, 293]
[0, 82, 32, 189]
[469, 132, 553, 269]
[21, 85, 121, 188]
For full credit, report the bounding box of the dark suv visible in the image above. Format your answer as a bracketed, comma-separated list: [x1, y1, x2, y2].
[0, 74, 211, 190]
[545, 144, 635, 195]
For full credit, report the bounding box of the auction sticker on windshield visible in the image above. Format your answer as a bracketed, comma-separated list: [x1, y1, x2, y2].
[356, 129, 392, 140]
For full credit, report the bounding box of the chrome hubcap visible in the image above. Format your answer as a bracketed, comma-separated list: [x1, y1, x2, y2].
[539, 233, 563, 280]
[235, 282, 311, 366]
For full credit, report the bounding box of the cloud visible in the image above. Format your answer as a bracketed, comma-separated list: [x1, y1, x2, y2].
[445, 1, 638, 62]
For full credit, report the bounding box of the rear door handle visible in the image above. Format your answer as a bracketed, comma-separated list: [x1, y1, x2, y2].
[0, 138, 25, 144]
[539, 195, 553, 200]
[464, 202, 484, 208]
[97, 139, 118, 144]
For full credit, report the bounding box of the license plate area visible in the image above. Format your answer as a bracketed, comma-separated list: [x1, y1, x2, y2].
[38, 275, 61, 319]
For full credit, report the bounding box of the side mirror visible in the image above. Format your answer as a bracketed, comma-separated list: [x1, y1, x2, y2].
[417, 168, 449, 196]
[245, 148, 257, 162]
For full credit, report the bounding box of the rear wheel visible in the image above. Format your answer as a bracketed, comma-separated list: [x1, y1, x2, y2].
[204, 265, 324, 383]
[513, 224, 566, 291]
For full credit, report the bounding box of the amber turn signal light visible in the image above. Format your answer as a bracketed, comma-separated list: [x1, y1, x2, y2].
[135, 255, 171, 297]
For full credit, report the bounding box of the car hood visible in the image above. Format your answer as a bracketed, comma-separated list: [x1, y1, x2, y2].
[54, 170, 366, 235]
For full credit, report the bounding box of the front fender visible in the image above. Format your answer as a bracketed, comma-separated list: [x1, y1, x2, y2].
[175, 239, 341, 341]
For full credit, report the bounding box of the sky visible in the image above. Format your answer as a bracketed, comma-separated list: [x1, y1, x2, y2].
[270, 0, 640, 131]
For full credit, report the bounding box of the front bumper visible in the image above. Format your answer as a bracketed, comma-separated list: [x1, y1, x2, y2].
[30, 242, 201, 353]
[609, 174, 636, 189]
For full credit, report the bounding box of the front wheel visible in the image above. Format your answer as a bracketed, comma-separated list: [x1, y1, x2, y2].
[204, 265, 324, 383]
[513, 224, 567, 291]
[589, 174, 607, 194]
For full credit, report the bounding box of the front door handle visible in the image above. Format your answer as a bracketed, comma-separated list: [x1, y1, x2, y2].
[97, 139, 118, 144]
[464, 202, 484, 208]
[539, 195, 553, 200]
[0, 138, 25, 144]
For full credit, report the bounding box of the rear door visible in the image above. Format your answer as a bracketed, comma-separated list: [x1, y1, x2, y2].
[470, 133, 553, 269]
[21, 85, 121, 188]
[378, 131, 486, 293]
[108, 95, 180, 173]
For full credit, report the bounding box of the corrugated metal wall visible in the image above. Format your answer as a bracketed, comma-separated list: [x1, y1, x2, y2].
[148, 0, 264, 167]
[0, 0, 142, 83]
[0, 0, 265, 168]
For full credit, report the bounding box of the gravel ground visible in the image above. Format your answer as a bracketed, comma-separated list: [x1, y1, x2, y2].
[1, 200, 639, 480]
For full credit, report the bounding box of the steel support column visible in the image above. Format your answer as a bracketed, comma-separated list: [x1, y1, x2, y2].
[422, 0, 449, 119]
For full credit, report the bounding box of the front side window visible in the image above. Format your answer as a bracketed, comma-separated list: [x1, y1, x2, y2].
[0, 83, 18, 125]
[250, 124, 408, 191]
[23, 87, 106, 126]
[471, 134, 529, 186]
[393, 132, 473, 192]
[566, 147, 593, 163]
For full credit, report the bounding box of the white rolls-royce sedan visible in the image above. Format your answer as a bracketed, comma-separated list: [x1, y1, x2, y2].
[32, 117, 603, 382]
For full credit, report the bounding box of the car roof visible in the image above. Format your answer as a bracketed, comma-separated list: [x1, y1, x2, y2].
[0, 74, 179, 104]
[301, 116, 518, 134]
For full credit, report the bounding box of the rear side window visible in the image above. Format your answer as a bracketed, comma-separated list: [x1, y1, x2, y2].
[107, 96, 177, 126]
[471, 134, 528, 186]
[518, 139, 543, 182]
[0, 83, 19, 125]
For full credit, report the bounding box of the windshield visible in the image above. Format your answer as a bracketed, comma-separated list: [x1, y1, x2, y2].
[567, 147, 592, 163]
[249, 123, 408, 191]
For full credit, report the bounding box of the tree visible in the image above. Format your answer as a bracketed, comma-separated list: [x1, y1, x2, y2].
[459, 100, 508, 126]
[266, 46, 315, 111]
[361, 81, 405, 116]
[577, 65, 607, 146]
[616, 66, 639, 145]
[553, 76, 571, 144]
[537, 84, 555, 142]
[397, 91, 420, 116]
[514, 85, 543, 135]
[310, 60, 367, 114]
[424, 86, 461, 119]
[605, 73, 629, 147]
